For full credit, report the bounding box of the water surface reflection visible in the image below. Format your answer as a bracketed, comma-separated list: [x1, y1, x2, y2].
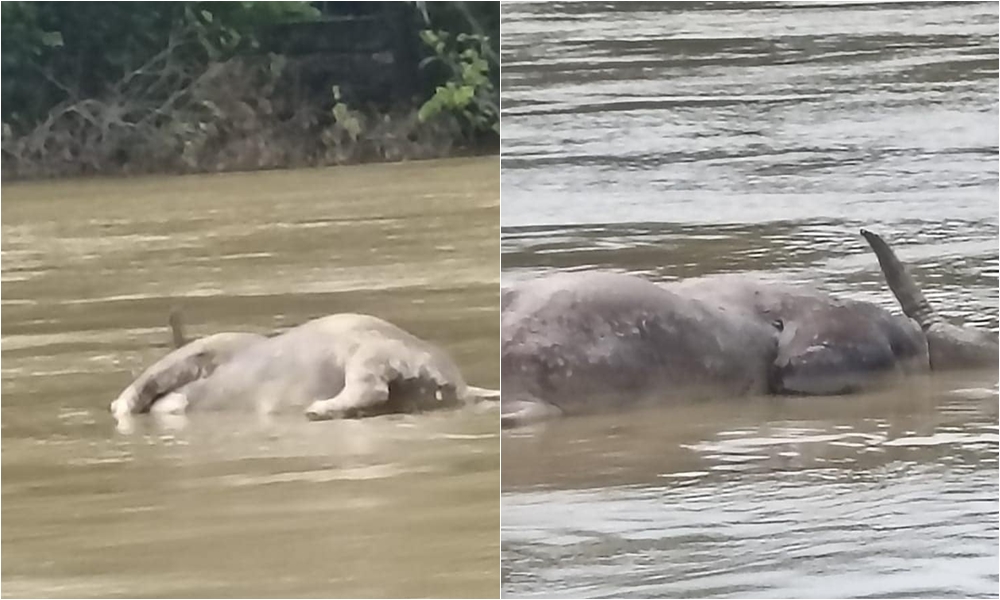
[3, 157, 500, 598]
[501, 2, 998, 598]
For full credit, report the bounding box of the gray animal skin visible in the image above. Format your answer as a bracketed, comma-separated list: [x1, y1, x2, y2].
[501, 230, 996, 426]
[112, 313, 497, 426]
[672, 275, 929, 395]
[501, 272, 780, 423]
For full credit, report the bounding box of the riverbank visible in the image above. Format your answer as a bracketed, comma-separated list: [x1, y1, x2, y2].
[1, 2, 499, 181]
[1, 60, 498, 181]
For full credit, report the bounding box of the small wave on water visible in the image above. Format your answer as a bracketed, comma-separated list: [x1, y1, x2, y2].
[501, 1, 998, 597]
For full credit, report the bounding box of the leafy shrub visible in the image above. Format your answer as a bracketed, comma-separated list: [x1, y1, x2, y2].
[417, 30, 499, 138]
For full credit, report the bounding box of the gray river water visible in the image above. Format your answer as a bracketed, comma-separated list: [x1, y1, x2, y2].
[2, 158, 500, 597]
[501, 2, 998, 598]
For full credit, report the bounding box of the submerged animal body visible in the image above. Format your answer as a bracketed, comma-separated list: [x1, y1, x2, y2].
[111, 331, 266, 421]
[112, 313, 493, 426]
[673, 275, 929, 395]
[501, 230, 996, 426]
[501, 272, 779, 422]
[180, 314, 470, 420]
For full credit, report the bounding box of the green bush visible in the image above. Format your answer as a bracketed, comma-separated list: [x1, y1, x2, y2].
[417, 30, 498, 137]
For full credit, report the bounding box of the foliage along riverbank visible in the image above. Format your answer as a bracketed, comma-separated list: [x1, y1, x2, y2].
[1, 2, 499, 180]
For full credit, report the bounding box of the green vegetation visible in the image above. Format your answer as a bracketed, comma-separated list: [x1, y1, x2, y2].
[418, 30, 499, 137]
[418, 1, 499, 138]
[1, 2, 499, 179]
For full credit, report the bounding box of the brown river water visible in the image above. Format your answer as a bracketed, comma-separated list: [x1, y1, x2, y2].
[501, 2, 998, 598]
[2, 158, 499, 597]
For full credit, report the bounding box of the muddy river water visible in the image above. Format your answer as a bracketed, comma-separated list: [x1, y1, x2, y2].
[501, 2, 998, 598]
[2, 158, 499, 597]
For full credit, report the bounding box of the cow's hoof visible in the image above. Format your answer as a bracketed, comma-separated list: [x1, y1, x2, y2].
[305, 409, 329, 421]
[305, 402, 338, 421]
